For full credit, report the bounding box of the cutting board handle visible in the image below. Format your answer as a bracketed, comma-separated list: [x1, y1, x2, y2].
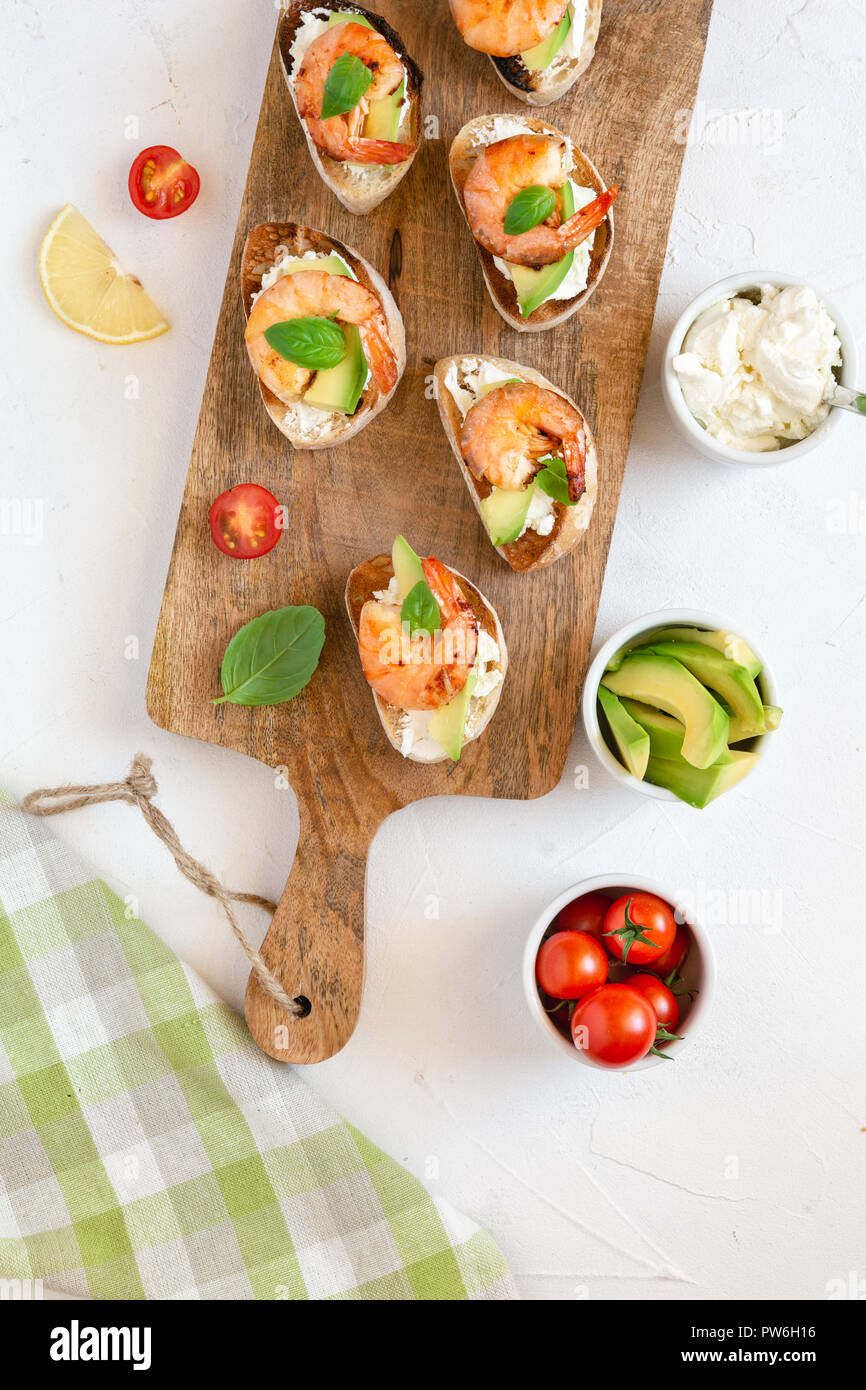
[244, 808, 371, 1064]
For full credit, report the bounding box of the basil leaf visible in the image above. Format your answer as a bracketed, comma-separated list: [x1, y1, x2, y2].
[264, 316, 347, 370]
[539, 453, 567, 475]
[503, 185, 557, 236]
[321, 52, 374, 120]
[856, 393, 866, 414]
[214, 606, 325, 707]
[535, 454, 576, 506]
[401, 580, 441, 635]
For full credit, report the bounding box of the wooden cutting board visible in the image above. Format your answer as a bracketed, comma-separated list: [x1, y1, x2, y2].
[147, 0, 711, 1064]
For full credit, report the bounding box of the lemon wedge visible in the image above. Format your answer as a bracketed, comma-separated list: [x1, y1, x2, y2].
[39, 204, 169, 343]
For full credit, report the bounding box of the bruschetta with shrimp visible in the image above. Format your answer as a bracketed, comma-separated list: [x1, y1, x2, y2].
[434, 356, 598, 573]
[346, 536, 507, 764]
[450, 114, 617, 333]
[278, 2, 423, 215]
[448, 0, 603, 106]
[241, 221, 405, 448]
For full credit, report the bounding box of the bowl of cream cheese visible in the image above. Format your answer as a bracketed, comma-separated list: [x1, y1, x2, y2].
[662, 272, 858, 466]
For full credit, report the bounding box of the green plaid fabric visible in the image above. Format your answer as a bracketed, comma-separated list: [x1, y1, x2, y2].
[0, 800, 516, 1300]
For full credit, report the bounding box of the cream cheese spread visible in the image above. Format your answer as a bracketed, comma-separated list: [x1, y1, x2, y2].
[558, 1, 589, 66]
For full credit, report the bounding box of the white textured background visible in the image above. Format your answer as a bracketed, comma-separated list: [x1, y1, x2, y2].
[2, 0, 865, 1300]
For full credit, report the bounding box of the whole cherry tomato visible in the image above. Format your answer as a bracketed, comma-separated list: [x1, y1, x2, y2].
[648, 925, 690, 979]
[129, 145, 200, 219]
[552, 891, 611, 941]
[570, 984, 656, 1069]
[626, 973, 680, 1030]
[603, 892, 676, 966]
[536, 931, 608, 1000]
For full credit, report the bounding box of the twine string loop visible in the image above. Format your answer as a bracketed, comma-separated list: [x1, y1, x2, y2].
[17, 754, 304, 1018]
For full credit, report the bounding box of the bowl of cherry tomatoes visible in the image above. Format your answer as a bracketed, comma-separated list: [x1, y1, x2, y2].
[523, 875, 715, 1071]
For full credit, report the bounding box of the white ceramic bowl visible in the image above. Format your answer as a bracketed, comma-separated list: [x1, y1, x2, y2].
[581, 608, 779, 803]
[661, 270, 859, 468]
[523, 874, 715, 1071]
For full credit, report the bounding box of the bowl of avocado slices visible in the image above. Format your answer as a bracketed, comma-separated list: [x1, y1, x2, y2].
[582, 609, 781, 808]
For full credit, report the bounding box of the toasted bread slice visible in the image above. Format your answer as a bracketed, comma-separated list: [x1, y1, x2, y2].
[278, 1, 423, 215]
[345, 553, 508, 763]
[449, 114, 614, 333]
[241, 221, 406, 449]
[433, 355, 598, 574]
[488, 0, 603, 106]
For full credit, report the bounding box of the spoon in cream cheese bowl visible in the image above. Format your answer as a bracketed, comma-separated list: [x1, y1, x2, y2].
[661, 272, 861, 467]
[823, 381, 866, 416]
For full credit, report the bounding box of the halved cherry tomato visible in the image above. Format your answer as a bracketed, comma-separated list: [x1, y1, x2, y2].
[129, 145, 200, 219]
[552, 891, 611, 941]
[626, 974, 680, 1030]
[602, 892, 676, 966]
[536, 930, 608, 1000]
[209, 484, 282, 559]
[571, 984, 656, 1069]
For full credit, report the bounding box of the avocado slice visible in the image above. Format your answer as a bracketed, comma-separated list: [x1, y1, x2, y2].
[645, 750, 759, 809]
[597, 687, 650, 780]
[508, 181, 576, 319]
[606, 627, 762, 679]
[729, 704, 783, 744]
[477, 376, 522, 399]
[480, 482, 534, 546]
[327, 12, 405, 143]
[710, 751, 761, 800]
[621, 697, 757, 772]
[647, 627, 762, 679]
[280, 252, 352, 279]
[521, 5, 572, 70]
[619, 699, 691, 763]
[303, 323, 368, 414]
[327, 10, 373, 28]
[392, 535, 425, 600]
[429, 669, 478, 763]
[643, 641, 766, 741]
[365, 80, 405, 142]
[601, 652, 729, 770]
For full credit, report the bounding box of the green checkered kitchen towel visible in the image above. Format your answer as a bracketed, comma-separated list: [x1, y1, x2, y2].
[0, 797, 516, 1300]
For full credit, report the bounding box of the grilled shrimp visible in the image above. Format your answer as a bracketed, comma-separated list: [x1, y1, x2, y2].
[460, 381, 587, 502]
[245, 269, 398, 403]
[358, 557, 479, 711]
[449, 0, 569, 55]
[295, 21, 416, 165]
[464, 133, 618, 268]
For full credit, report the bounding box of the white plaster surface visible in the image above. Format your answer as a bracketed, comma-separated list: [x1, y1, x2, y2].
[2, 0, 864, 1300]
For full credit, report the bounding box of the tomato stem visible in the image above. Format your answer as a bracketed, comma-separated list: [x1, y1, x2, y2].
[604, 895, 657, 964]
[544, 999, 577, 1022]
[649, 1023, 683, 1059]
[664, 966, 698, 1000]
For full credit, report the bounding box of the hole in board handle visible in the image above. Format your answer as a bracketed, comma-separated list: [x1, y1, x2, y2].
[294, 995, 312, 1018]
